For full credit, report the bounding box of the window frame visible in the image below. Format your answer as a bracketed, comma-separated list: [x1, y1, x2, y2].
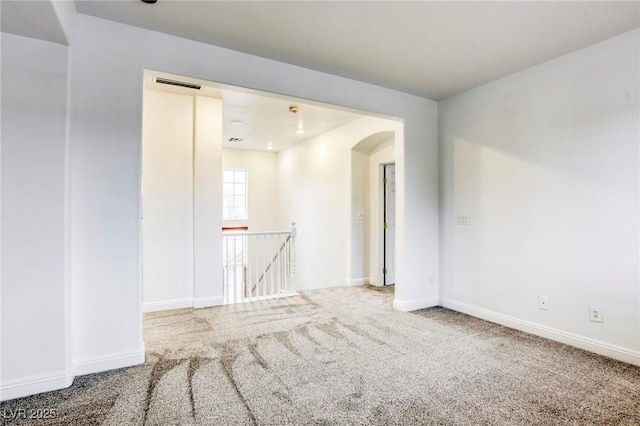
[223, 168, 248, 221]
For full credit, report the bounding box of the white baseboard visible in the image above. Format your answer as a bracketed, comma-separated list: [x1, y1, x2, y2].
[143, 298, 193, 313]
[1, 370, 74, 402]
[74, 347, 145, 376]
[393, 297, 439, 312]
[440, 297, 640, 367]
[193, 296, 224, 309]
[346, 277, 370, 287]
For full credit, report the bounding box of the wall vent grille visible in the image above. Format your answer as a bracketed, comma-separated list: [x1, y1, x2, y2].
[155, 77, 201, 90]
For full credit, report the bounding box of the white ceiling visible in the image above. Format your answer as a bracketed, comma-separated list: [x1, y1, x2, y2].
[4, 1, 638, 152]
[1, 1, 68, 45]
[219, 90, 364, 152]
[144, 71, 367, 152]
[76, 1, 639, 100]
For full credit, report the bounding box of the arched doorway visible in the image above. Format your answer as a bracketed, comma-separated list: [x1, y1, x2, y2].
[349, 130, 398, 287]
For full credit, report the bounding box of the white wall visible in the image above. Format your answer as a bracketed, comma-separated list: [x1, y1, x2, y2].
[278, 125, 350, 289]
[222, 149, 280, 232]
[1, 33, 72, 399]
[193, 96, 223, 308]
[142, 90, 194, 310]
[279, 116, 403, 290]
[142, 91, 223, 312]
[63, 11, 436, 391]
[349, 150, 370, 285]
[439, 29, 640, 364]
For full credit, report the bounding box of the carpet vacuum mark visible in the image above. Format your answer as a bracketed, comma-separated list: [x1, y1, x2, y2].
[1, 286, 639, 425]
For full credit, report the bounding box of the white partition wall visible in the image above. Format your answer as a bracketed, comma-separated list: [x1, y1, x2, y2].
[193, 96, 224, 308]
[142, 91, 223, 312]
[1, 33, 72, 400]
[141, 90, 195, 311]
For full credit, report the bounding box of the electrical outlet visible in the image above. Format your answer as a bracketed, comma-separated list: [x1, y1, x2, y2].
[538, 296, 550, 310]
[589, 306, 603, 323]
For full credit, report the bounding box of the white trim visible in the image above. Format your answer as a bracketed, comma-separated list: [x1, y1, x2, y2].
[346, 277, 370, 287]
[74, 347, 145, 376]
[393, 297, 439, 312]
[193, 296, 224, 309]
[440, 298, 640, 367]
[142, 298, 193, 313]
[1, 370, 74, 402]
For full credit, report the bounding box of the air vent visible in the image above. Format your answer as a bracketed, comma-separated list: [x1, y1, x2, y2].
[155, 77, 201, 90]
[228, 138, 243, 143]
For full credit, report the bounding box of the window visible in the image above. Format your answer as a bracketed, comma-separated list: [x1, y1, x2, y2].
[223, 169, 247, 220]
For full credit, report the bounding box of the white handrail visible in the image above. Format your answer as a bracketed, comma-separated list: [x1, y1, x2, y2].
[223, 230, 291, 237]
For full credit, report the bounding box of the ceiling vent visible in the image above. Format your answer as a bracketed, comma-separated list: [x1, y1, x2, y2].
[155, 77, 201, 90]
[228, 138, 243, 143]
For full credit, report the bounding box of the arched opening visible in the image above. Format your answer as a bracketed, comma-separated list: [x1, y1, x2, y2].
[349, 130, 398, 288]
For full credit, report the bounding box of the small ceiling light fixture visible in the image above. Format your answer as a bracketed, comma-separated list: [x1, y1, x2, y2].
[290, 105, 305, 135]
[230, 120, 243, 126]
[141, 0, 157, 4]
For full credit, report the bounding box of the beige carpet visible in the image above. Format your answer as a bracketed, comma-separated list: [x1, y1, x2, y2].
[1, 285, 639, 425]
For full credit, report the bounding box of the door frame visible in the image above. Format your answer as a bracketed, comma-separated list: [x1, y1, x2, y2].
[381, 162, 396, 286]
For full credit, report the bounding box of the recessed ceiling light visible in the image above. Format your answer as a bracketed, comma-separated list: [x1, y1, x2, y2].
[296, 128, 305, 135]
[267, 146, 274, 150]
[231, 120, 243, 126]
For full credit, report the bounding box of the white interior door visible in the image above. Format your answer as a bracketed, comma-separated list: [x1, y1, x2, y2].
[384, 164, 396, 285]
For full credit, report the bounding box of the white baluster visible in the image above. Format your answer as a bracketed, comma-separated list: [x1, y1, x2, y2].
[272, 235, 276, 296]
[290, 221, 297, 294]
[224, 235, 229, 304]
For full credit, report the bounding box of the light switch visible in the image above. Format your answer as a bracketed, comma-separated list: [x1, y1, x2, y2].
[456, 215, 470, 226]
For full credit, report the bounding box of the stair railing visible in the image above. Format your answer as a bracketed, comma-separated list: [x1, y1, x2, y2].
[222, 222, 297, 304]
